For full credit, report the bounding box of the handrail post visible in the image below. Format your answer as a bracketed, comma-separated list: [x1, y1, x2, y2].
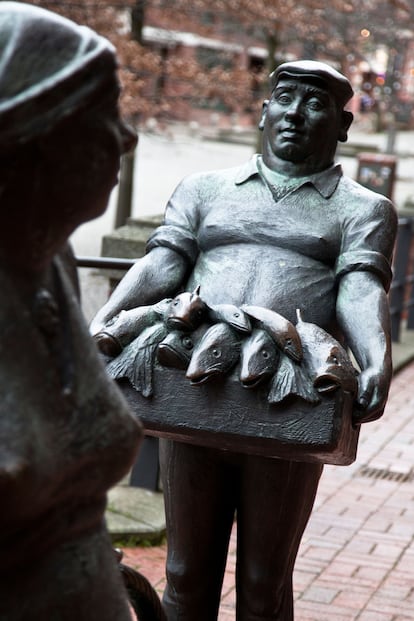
[390, 217, 412, 342]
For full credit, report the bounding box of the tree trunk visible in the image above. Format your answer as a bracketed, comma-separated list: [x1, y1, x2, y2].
[255, 26, 280, 154]
[131, 0, 146, 45]
[114, 149, 136, 228]
[266, 27, 280, 75]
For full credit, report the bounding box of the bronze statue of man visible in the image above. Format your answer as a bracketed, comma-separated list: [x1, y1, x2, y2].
[92, 60, 397, 620]
[0, 3, 143, 619]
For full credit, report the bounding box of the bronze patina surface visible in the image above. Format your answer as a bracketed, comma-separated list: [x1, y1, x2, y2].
[92, 59, 397, 620]
[0, 3, 144, 619]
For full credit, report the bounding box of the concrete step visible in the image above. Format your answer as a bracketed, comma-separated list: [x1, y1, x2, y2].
[106, 486, 165, 545]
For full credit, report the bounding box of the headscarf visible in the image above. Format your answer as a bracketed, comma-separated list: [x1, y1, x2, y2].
[0, 2, 118, 147]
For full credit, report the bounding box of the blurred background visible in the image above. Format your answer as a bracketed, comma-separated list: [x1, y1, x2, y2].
[26, 0, 414, 134]
[22, 0, 414, 338]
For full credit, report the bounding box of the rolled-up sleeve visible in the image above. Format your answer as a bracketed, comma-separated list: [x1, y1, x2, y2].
[146, 174, 201, 266]
[334, 197, 397, 292]
[147, 224, 199, 264]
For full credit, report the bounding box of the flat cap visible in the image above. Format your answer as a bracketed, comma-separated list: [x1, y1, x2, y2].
[270, 60, 354, 106]
[0, 2, 117, 148]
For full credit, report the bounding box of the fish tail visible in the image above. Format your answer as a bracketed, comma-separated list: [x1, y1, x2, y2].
[268, 355, 297, 403]
[294, 366, 321, 404]
[268, 355, 320, 405]
[132, 344, 157, 398]
[106, 353, 129, 380]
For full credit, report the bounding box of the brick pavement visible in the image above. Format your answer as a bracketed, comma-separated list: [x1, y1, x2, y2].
[121, 362, 414, 620]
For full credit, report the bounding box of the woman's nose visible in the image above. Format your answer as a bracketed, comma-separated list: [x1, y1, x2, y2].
[120, 121, 138, 154]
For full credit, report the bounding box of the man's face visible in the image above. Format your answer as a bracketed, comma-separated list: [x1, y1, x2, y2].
[260, 77, 346, 173]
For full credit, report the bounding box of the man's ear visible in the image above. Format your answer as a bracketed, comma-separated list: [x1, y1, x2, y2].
[338, 110, 353, 142]
[258, 99, 269, 131]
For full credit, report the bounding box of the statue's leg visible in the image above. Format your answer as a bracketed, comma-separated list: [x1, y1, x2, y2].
[235, 456, 323, 621]
[159, 439, 236, 621]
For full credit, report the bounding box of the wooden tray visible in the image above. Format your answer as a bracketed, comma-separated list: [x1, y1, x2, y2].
[117, 366, 360, 466]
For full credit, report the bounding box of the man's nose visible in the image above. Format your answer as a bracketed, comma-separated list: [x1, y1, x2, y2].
[285, 99, 303, 119]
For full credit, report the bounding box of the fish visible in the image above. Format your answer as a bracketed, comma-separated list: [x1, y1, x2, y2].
[186, 322, 241, 385]
[239, 328, 279, 388]
[267, 354, 319, 404]
[241, 305, 303, 362]
[206, 303, 252, 333]
[295, 309, 358, 396]
[93, 297, 172, 356]
[106, 322, 168, 398]
[157, 325, 208, 370]
[165, 286, 208, 331]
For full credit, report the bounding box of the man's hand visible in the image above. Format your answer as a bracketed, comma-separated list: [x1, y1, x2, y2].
[353, 365, 392, 425]
[89, 315, 110, 337]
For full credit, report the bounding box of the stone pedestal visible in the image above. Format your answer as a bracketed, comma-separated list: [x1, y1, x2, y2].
[101, 216, 163, 288]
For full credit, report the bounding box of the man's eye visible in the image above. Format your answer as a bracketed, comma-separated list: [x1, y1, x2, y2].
[307, 99, 324, 111]
[276, 94, 292, 105]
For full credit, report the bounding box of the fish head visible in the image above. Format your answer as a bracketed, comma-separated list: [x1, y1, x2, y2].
[282, 331, 303, 362]
[166, 288, 207, 331]
[243, 304, 302, 362]
[186, 323, 241, 385]
[312, 345, 358, 395]
[295, 310, 358, 396]
[221, 305, 252, 333]
[157, 331, 195, 369]
[240, 329, 279, 388]
[157, 324, 208, 370]
[154, 297, 173, 317]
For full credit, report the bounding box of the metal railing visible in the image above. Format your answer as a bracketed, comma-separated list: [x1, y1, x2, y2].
[76, 216, 414, 345]
[76, 256, 136, 271]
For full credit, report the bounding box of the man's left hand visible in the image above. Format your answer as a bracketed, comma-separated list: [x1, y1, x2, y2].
[353, 366, 391, 425]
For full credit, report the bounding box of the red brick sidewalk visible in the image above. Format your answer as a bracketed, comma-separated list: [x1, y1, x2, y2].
[122, 362, 414, 620]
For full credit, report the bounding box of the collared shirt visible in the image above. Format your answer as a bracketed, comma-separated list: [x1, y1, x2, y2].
[237, 155, 342, 200]
[147, 155, 397, 329]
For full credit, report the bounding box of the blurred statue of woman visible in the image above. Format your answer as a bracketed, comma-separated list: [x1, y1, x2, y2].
[0, 3, 142, 619]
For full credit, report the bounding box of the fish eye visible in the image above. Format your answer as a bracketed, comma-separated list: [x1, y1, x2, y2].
[182, 336, 193, 350]
[212, 348, 221, 358]
[286, 338, 292, 345]
[327, 348, 340, 365]
[262, 350, 270, 359]
[173, 299, 180, 306]
[234, 313, 240, 318]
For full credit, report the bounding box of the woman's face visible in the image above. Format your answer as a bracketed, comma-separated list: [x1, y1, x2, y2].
[65, 86, 138, 224]
[12, 82, 138, 271]
[35, 83, 137, 234]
